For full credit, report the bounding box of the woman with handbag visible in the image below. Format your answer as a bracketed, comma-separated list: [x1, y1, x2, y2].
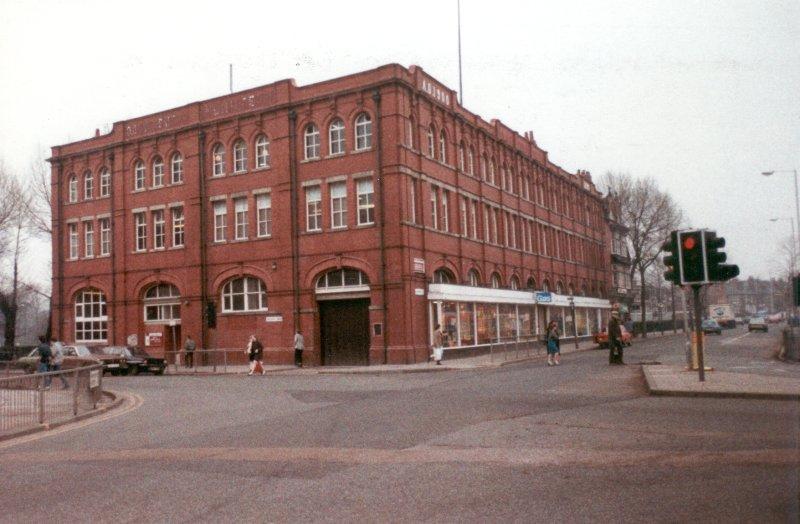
[246, 335, 265, 375]
[546, 320, 561, 366]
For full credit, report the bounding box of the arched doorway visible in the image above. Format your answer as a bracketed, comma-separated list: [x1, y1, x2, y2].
[316, 268, 371, 365]
[143, 283, 182, 357]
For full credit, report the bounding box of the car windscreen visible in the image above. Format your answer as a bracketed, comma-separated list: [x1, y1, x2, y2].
[130, 347, 151, 358]
[104, 347, 133, 358]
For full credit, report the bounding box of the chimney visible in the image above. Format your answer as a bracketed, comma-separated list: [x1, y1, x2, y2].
[95, 128, 100, 137]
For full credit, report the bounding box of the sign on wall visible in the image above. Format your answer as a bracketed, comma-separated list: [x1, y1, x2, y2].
[414, 258, 425, 274]
[535, 292, 553, 304]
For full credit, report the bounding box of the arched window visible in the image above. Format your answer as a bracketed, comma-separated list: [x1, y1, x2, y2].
[468, 269, 480, 286]
[255, 135, 271, 168]
[542, 280, 550, 292]
[212, 144, 225, 176]
[433, 268, 455, 284]
[68, 174, 78, 203]
[467, 146, 475, 175]
[171, 153, 183, 184]
[568, 284, 575, 296]
[221, 276, 267, 312]
[439, 130, 447, 163]
[99, 167, 111, 197]
[580, 284, 587, 297]
[83, 170, 93, 199]
[329, 119, 345, 155]
[74, 288, 107, 342]
[489, 158, 496, 185]
[427, 125, 435, 158]
[316, 268, 370, 289]
[233, 139, 247, 173]
[134, 160, 145, 190]
[152, 156, 164, 187]
[510, 276, 520, 290]
[458, 141, 465, 171]
[304, 124, 320, 160]
[491, 273, 502, 289]
[144, 283, 181, 322]
[556, 281, 564, 294]
[406, 116, 415, 148]
[526, 277, 536, 290]
[233, 138, 247, 173]
[355, 113, 372, 150]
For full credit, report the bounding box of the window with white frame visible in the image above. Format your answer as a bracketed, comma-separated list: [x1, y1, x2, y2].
[134, 212, 147, 252]
[483, 205, 490, 243]
[329, 119, 345, 155]
[357, 178, 375, 225]
[84, 221, 94, 257]
[99, 168, 110, 197]
[304, 124, 320, 160]
[256, 194, 272, 237]
[468, 269, 480, 286]
[84, 171, 93, 199]
[468, 146, 475, 175]
[152, 157, 164, 187]
[172, 207, 184, 247]
[458, 142, 465, 171]
[491, 273, 501, 289]
[234, 197, 248, 239]
[99, 218, 110, 256]
[489, 158, 496, 185]
[316, 268, 370, 289]
[406, 118, 414, 148]
[68, 223, 78, 259]
[213, 201, 227, 242]
[144, 283, 181, 322]
[74, 288, 107, 342]
[68, 175, 78, 202]
[330, 182, 347, 229]
[355, 113, 372, 150]
[510, 215, 517, 248]
[408, 179, 417, 224]
[212, 144, 225, 176]
[134, 161, 145, 190]
[439, 130, 447, 163]
[221, 276, 267, 312]
[491, 207, 498, 244]
[255, 135, 270, 168]
[510, 276, 520, 290]
[430, 186, 438, 229]
[306, 186, 322, 232]
[470, 200, 478, 239]
[440, 189, 449, 232]
[460, 196, 467, 236]
[433, 268, 454, 284]
[153, 209, 165, 249]
[233, 139, 247, 173]
[171, 153, 183, 184]
[427, 126, 435, 158]
[480, 154, 487, 180]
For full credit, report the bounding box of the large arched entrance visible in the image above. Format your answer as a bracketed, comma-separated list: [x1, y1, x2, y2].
[316, 268, 370, 366]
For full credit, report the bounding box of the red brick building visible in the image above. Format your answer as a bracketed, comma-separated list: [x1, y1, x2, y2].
[49, 64, 612, 366]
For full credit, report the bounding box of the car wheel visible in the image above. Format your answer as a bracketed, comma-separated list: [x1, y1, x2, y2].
[128, 366, 139, 376]
[154, 368, 165, 376]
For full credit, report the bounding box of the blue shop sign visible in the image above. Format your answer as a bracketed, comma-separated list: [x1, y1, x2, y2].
[535, 292, 552, 303]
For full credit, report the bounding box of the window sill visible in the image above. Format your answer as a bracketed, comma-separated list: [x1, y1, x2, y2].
[213, 240, 227, 244]
[169, 245, 185, 250]
[356, 223, 375, 228]
[330, 226, 348, 232]
[303, 229, 323, 235]
[97, 254, 111, 258]
[255, 234, 272, 240]
[220, 310, 269, 316]
[83, 255, 95, 260]
[252, 166, 271, 173]
[301, 156, 321, 164]
[351, 147, 373, 155]
[231, 170, 248, 176]
[231, 238, 250, 243]
[326, 152, 345, 159]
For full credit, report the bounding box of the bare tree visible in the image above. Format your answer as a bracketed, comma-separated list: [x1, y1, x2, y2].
[602, 172, 684, 337]
[23, 154, 52, 237]
[0, 161, 22, 256]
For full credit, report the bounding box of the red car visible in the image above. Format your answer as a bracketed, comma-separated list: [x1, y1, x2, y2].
[593, 325, 633, 349]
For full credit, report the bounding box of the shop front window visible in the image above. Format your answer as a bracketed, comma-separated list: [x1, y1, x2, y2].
[576, 308, 587, 336]
[589, 309, 599, 335]
[458, 303, 475, 346]
[519, 306, 534, 337]
[499, 304, 517, 340]
[476, 303, 497, 344]
[442, 302, 458, 347]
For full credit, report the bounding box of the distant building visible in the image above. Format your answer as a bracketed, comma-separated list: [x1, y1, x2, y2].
[603, 192, 632, 316]
[49, 64, 615, 365]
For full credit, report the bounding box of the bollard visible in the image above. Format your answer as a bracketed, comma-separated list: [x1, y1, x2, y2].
[73, 369, 79, 415]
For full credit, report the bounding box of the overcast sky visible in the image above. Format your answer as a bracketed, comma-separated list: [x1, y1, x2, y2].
[1, 0, 798, 286]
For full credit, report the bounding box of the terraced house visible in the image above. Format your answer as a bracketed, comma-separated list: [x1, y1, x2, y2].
[49, 64, 613, 366]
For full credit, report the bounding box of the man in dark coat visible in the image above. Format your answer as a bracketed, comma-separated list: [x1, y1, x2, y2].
[608, 313, 624, 365]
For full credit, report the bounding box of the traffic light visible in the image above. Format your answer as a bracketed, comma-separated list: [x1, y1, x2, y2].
[679, 230, 706, 285]
[206, 300, 217, 329]
[662, 231, 679, 285]
[705, 232, 739, 282]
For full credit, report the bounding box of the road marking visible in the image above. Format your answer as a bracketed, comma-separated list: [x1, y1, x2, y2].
[0, 445, 796, 468]
[721, 332, 751, 346]
[0, 391, 143, 451]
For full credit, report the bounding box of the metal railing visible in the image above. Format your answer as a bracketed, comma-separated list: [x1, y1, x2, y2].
[163, 348, 289, 374]
[0, 364, 105, 436]
[486, 336, 543, 362]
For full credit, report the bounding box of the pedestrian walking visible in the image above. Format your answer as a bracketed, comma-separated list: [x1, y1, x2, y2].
[50, 338, 70, 389]
[431, 324, 444, 365]
[184, 335, 196, 368]
[245, 335, 264, 375]
[293, 329, 305, 367]
[35, 336, 52, 389]
[546, 321, 561, 366]
[608, 312, 625, 365]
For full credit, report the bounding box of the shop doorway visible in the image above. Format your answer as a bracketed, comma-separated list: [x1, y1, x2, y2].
[319, 299, 370, 366]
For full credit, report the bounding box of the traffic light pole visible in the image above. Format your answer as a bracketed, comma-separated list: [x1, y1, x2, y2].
[692, 285, 705, 382]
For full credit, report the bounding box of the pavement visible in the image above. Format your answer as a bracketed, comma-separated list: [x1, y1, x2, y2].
[166, 328, 800, 400]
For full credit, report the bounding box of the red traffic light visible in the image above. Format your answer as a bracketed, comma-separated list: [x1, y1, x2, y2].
[683, 236, 696, 250]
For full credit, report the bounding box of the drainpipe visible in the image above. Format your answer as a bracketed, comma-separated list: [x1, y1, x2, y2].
[198, 131, 209, 350]
[54, 159, 64, 342]
[288, 110, 300, 333]
[108, 151, 116, 344]
[373, 90, 388, 364]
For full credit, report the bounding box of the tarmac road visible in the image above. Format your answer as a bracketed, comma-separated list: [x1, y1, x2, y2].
[1, 328, 797, 522]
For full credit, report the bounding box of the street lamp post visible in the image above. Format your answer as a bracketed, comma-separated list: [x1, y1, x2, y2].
[761, 169, 800, 260]
[568, 296, 578, 350]
[769, 217, 797, 278]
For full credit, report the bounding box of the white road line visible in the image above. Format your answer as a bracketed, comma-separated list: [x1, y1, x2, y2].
[0, 391, 143, 451]
[721, 332, 751, 346]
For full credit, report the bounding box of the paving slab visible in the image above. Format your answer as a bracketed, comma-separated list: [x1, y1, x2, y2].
[643, 365, 800, 400]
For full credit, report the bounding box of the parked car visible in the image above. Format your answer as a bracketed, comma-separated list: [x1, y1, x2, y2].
[14, 344, 101, 374]
[103, 346, 166, 375]
[593, 325, 633, 349]
[87, 345, 129, 375]
[748, 317, 768, 333]
[701, 319, 722, 335]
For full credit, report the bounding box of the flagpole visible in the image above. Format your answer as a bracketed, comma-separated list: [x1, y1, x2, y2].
[457, 0, 463, 105]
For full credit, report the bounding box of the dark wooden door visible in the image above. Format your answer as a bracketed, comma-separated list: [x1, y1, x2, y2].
[319, 299, 370, 366]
